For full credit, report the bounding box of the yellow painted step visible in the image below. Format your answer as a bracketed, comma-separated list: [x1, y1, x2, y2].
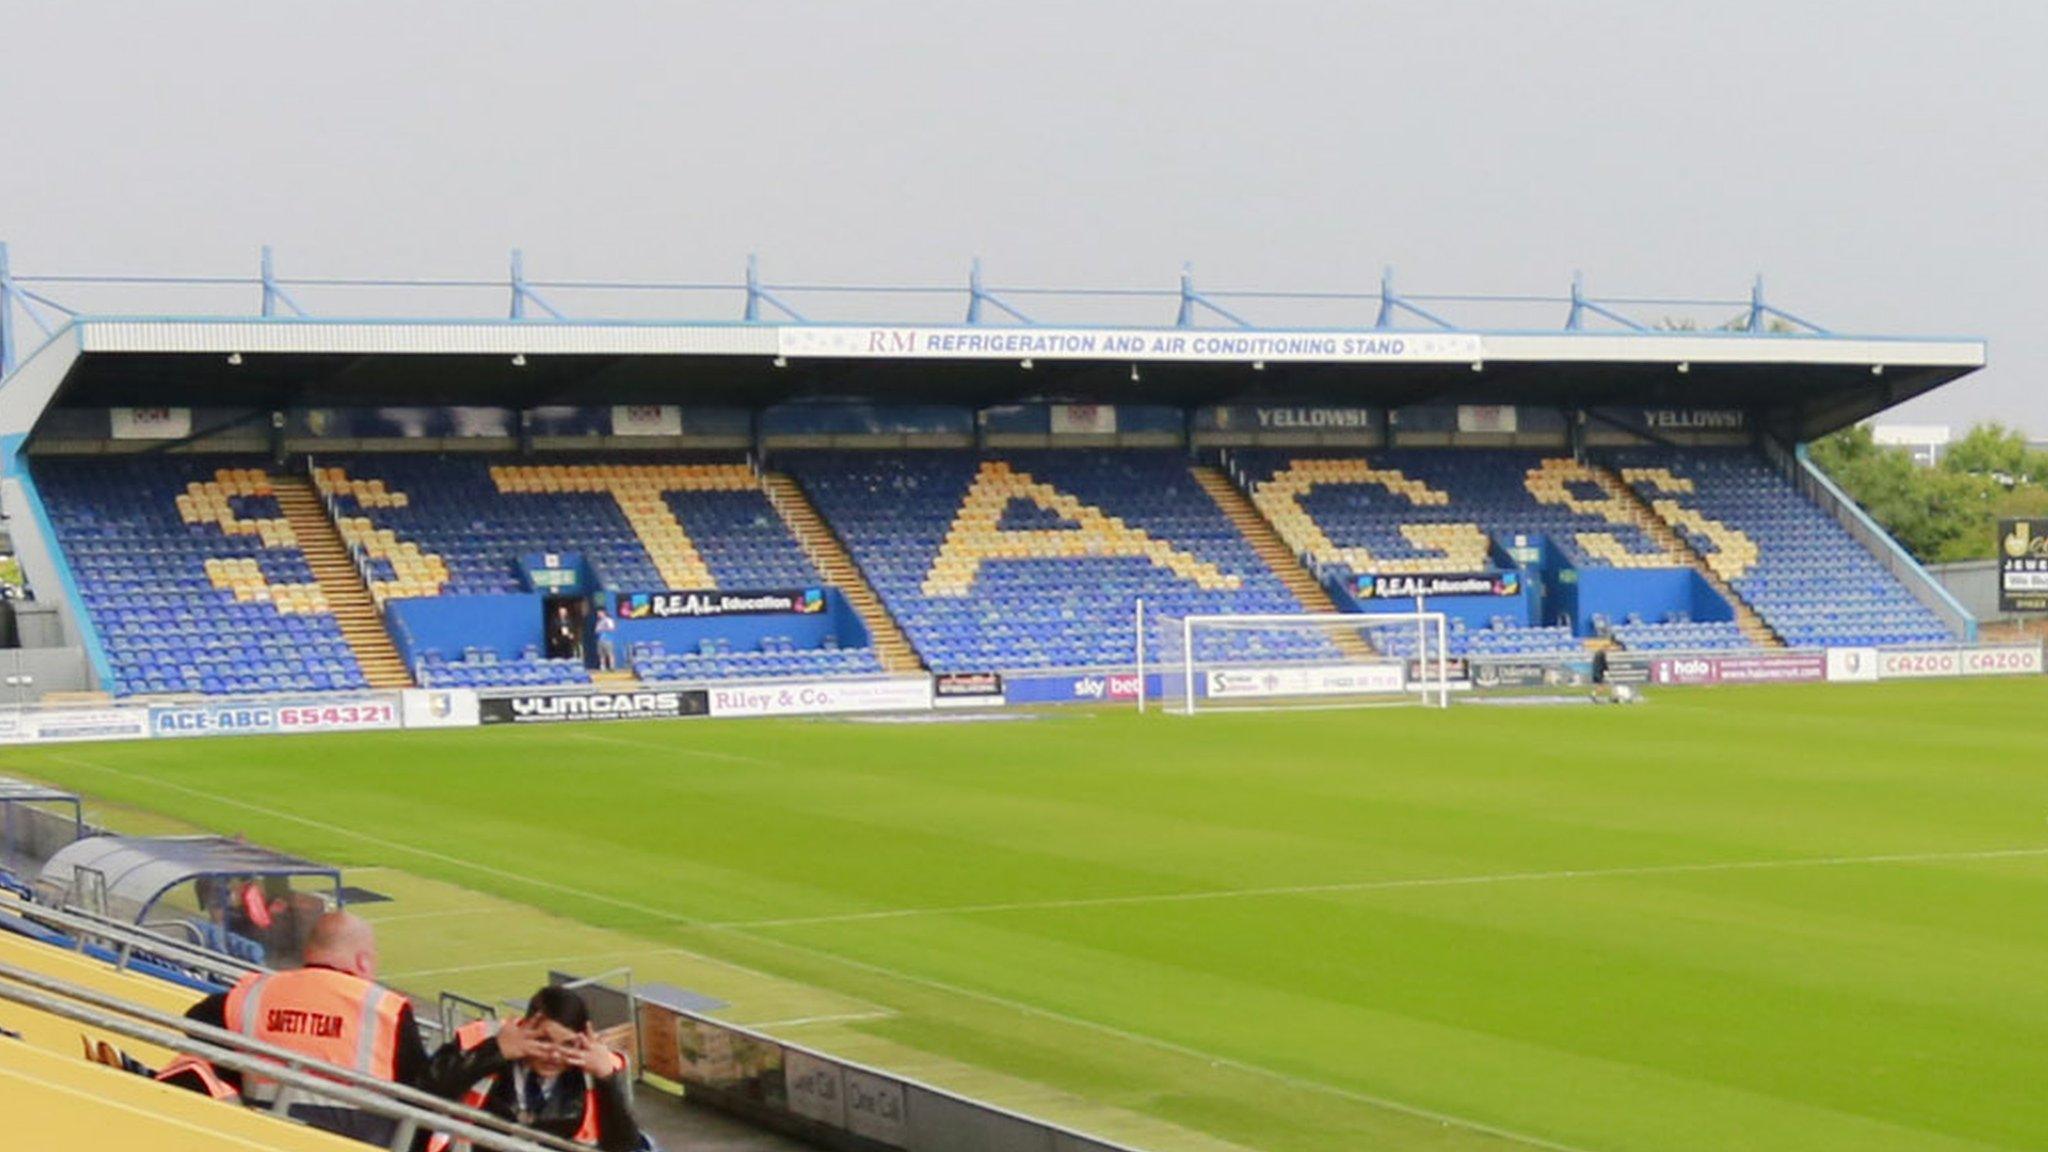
[272, 474, 415, 688]
[1587, 464, 1783, 649]
[1191, 466, 1375, 659]
[762, 473, 926, 674]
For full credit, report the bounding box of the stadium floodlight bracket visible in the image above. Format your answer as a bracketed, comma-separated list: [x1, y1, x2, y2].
[258, 246, 310, 319]
[965, 257, 1035, 325]
[1564, 271, 1647, 332]
[1373, 266, 1458, 331]
[1746, 274, 1828, 335]
[507, 249, 567, 321]
[742, 254, 807, 323]
[1175, 264, 1255, 329]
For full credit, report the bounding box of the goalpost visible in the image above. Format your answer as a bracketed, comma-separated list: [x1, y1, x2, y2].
[1147, 608, 1452, 714]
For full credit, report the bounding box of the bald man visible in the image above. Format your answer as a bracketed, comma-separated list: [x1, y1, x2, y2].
[167, 911, 437, 1140]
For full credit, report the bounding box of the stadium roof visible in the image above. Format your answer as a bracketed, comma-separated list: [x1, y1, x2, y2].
[0, 249, 1988, 442]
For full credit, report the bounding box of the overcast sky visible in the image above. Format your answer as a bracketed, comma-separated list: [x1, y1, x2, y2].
[3, 1, 2041, 432]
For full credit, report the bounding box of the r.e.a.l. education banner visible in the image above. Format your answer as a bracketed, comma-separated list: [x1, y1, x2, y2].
[616, 588, 826, 620]
[1354, 571, 1519, 599]
[1999, 519, 2048, 612]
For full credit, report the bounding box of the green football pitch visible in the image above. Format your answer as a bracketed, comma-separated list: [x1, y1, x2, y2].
[14, 678, 2048, 1152]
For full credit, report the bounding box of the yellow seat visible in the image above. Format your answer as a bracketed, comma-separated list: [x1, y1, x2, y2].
[4, 1035, 365, 1152]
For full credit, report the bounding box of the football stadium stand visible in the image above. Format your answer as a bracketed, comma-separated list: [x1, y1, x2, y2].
[313, 453, 893, 686]
[33, 457, 375, 697]
[27, 452, 911, 695]
[0, 261, 1988, 700]
[1608, 448, 1954, 648]
[313, 455, 818, 597]
[23, 443, 1965, 696]
[1222, 446, 1960, 655]
[1228, 449, 1680, 657]
[784, 449, 1345, 673]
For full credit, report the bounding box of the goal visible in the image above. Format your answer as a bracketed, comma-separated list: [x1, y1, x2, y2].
[1148, 610, 1452, 714]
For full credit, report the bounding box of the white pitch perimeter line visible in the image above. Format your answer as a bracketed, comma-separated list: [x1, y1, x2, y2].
[43, 753, 892, 1007]
[358, 907, 500, 926]
[744, 1010, 897, 1029]
[716, 844, 2048, 930]
[560, 731, 776, 765]
[50, 752, 2044, 1152]
[388, 946, 680, 981]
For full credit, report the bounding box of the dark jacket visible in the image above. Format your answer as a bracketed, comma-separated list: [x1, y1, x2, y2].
[425, 1025, 642, 1152]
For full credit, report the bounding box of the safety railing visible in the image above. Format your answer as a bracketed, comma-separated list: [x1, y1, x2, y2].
[0, 957, 589, 1152]
[1770, 439, 1978, 642]
[13, 897, 261, 989]
[567, 967, 1146, 1152]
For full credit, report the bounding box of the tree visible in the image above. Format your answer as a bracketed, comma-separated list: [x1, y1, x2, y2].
[1809, 421, 2048, 563]
[1940, 423, 2035, 484]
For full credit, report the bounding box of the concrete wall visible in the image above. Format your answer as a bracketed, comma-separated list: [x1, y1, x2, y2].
[0, 478, 78, 648]
[0, 646, 93, 704]
[1927, 559, 2004, 622]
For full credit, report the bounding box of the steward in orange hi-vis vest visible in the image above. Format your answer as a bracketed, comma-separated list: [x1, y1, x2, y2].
[168, 912, 440, 1145]
[222, 965, 408, 1085]
[424, 987, 645, 1152]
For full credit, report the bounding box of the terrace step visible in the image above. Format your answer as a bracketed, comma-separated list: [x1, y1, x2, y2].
[1587, 465, 1782, 648]
[761, 472, 925, 674]
[272, 477, 415, 687]
[1192, 466, 1376, 660]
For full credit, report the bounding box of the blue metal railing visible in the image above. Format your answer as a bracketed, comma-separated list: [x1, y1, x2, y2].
[0, 241, 1835, 377]
[1777, 440, 1978, 642]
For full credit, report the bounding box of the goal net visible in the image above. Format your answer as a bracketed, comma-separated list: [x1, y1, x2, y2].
[1148, 610, 1451, 714]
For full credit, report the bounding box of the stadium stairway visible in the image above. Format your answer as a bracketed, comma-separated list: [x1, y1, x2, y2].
[1587, 464, 1782, 648]
[1193, 465, 1376, 659]
[762, 472, 924, 673]
[273, 477, 415, 688]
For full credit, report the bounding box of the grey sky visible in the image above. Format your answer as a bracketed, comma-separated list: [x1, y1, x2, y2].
[3, 1, 2041, 432]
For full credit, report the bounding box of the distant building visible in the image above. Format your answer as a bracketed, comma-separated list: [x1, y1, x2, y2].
[1871, 423, 1952, 467]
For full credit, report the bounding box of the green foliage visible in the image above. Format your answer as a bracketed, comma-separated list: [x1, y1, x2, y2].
[1808, 422, 2048, 562]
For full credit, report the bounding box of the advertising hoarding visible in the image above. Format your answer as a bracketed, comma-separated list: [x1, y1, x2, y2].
[150, 697, 400, 738]
[706, 678, 932, 718]
[1998, 519, 2048, 612]
[480, 689, 709, 725]
[1204, 663, 1405, 699]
